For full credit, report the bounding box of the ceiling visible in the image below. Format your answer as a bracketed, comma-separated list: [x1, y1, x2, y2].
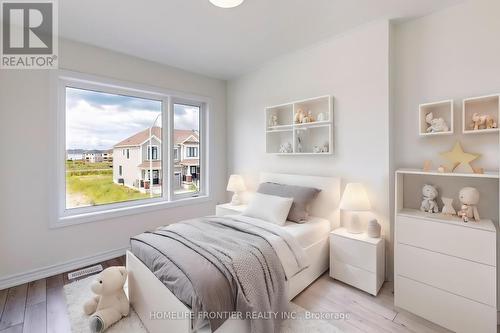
[60, 0, 463, 80]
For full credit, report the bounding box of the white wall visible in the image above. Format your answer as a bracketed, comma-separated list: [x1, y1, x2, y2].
[394, 0, 500, 170]
[0, 39, 226, 282]
[227, 21, 392, 277]
[394, 0, 500, 304]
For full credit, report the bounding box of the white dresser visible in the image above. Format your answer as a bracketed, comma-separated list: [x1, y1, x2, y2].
[395, 210, 497, 333]
[330, 228, 385, 296]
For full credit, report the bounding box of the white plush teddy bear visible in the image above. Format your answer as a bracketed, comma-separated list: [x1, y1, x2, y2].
[83, 266, 129, 333]
[425, 112, 449, 133]
[420, 184, 439, 213]
[458, 187, 480, 223]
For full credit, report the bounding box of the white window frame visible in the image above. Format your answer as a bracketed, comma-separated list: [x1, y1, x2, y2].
[171, 98, 207, 200]
[50, 70, 211, 228]
[147, 144, 160, 160]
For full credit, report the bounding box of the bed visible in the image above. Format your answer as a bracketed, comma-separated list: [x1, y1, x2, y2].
[126, 173, 340, 333]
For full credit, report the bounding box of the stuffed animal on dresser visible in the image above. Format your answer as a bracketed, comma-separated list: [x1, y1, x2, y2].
[420, 184, 439, 213]
[83, 266, 129, 333]
[441, 197, 456, 215]
[458, 187, 480, 222]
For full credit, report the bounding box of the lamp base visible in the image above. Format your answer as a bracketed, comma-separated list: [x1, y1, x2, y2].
[347, 214, 363, 234]
[230, 192, 241, 206]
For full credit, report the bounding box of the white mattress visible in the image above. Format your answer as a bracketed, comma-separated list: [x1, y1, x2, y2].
[282, 216, 331, 248]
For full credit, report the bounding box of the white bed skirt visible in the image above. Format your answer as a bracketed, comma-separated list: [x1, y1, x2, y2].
[126, 236, 329, 333]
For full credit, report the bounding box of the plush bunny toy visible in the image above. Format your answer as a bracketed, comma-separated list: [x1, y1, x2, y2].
[458, 187, 480, 223]
[83, 266, 129, 333]
[420, 184, 439, 213]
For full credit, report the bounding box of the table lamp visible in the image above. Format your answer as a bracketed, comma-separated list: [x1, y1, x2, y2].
[226, 174, 246, 205]
[339, 183, 371, 234]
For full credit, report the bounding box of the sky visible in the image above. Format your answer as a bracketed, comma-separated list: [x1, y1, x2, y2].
[66, 87, 200, 150]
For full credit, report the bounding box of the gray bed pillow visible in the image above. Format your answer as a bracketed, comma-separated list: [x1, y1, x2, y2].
[257, 182, 321, 223]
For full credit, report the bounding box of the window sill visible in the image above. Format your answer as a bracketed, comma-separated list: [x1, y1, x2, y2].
[52, 195, 212, 229]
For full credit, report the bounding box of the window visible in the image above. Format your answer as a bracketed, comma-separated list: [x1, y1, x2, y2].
[173, 102, 201, 197]
[186, 147, 198, 158]
[64, 86, 163, 211]
[55, 71, 208, 225]
[147, 145, 159, 160]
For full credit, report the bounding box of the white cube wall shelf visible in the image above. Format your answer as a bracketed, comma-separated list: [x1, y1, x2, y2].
[265, 96, 333, 155]
[418, 100, 454, 137]
[462, 94, 500, 135]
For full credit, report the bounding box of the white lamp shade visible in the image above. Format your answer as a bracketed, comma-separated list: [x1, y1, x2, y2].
[209, 0, 244, 8]
[339, 183, 371, 211]
[226, 174, 246, 192]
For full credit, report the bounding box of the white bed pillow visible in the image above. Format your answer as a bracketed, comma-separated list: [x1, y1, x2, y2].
[243, 193, 293, 226]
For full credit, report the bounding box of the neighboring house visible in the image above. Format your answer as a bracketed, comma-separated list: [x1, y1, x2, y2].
[102, 150, 113, 162]
[112, 127, 199, 194]
[67, 153, 83, 161]
[83, 151, 104, 163]
[173, 130, 200, 190]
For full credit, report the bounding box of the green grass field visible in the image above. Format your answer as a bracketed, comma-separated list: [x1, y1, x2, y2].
[65, 161, 165, 208]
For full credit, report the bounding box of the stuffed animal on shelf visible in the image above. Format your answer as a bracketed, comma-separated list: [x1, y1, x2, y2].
[279, 142, 292, 153]
[486, 116, 497, 129]
[268, 113, 278, 127]
[420, 184, 439, 213]
[294, 108, 305, 124]
[425, 112, 449, 133]
[471, 113, 487, 130]
[441, 197, 456, 216]
[470, 113, 497, 130]
[84, 266, 129, 333]
[303, 111, 315, 123]
[458, 187, 480, 223]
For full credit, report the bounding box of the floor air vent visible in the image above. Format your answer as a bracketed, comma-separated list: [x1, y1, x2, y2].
[68, 264, 103, 280]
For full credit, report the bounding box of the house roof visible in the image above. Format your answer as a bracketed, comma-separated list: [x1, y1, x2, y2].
[138, 161, 162, 169]
[114, 127, 199, 148]
[114, 127, 162, 148]
[174, 130, 199, 145]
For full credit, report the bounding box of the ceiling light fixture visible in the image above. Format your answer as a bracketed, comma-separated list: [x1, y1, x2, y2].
[209, 0, 244, 8]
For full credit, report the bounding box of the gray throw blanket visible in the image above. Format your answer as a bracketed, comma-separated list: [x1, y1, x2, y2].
[130, 215, 309, 333]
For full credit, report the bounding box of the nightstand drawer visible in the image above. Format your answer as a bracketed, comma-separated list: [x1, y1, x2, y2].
[397, 215, 495, 265]
[330, 234, 377, 272]
[330, 259, 378, 295]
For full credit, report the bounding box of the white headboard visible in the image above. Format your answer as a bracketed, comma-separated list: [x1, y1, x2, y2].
[259, 173, 341, 226]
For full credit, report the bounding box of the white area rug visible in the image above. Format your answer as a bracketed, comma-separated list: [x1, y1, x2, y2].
[64, 275, 342, 333]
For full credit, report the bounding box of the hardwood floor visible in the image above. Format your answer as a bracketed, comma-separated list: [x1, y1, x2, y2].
[0, 256, 452, 333]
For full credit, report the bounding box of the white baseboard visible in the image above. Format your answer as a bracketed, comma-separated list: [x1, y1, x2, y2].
[0, 247, 129, 290]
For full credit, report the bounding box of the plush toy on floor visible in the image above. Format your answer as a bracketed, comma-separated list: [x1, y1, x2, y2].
[83, 266, 129, 333]
[420, 184, 439, 213]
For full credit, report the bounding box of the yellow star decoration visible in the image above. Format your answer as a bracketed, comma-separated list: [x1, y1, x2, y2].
[440, 142, 480, 173]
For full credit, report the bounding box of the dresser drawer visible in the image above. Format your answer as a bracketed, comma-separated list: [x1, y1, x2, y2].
[396, 215, 495, 265]
[330, 234, 377, 272]
[395, 276, 497, 333]
[396, 243, 496, 306]
[330, 259, 380, 295]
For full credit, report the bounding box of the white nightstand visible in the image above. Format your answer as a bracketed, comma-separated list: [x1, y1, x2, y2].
[215, 203, 247, 216]
[329, 228, 385, 296]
